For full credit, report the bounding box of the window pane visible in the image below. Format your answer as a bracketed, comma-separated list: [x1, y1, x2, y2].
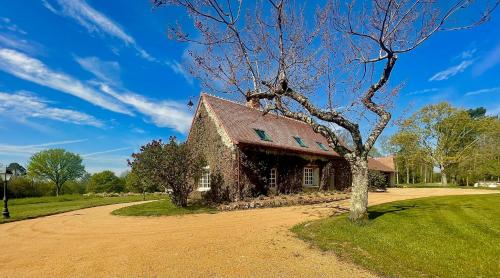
[254, 129, 272, 141]
[294, 136, 308, 148]
[304, 167, 314, 186]
[199, 167, 211, 189]
[316, 142, 329, 151]
[270, 168, 277, 187]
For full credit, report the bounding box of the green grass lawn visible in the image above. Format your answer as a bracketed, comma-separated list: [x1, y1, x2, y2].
[293, 194, 500, 278]
[0, 194, 163, 224]
[111, 198, 216, 216]
[396, 183, 500, 190]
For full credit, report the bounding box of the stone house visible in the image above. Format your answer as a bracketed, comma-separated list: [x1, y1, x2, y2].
[187, 93, 395, 202]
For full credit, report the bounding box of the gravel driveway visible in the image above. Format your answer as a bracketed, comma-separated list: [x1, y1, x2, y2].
[0, 188, 495, 278]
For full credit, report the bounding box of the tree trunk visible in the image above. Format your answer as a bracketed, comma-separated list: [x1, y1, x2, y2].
[424, 165, 428, 183]
[395, 162, 399, 185]
[56, 185, 60, 197]
[349, 157, 369, 222]
[441, 166, 448, 186]
[406, 166, 410, 184]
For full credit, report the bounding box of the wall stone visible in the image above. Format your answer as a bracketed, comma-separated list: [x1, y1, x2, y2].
[187, 102, 237, 202]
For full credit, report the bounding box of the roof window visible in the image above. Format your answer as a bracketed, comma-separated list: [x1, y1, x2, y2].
[316, 142, 329, 151]
[293, 136, 308, 148]
[254, 129, 272, 142]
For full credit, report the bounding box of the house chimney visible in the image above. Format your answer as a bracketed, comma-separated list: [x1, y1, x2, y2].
[246, 98, 261, 109]
[246, 92, 261, 109]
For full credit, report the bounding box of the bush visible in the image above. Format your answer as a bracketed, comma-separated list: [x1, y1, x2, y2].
[129, 137, 203, 207]
[368, 170, 388, 191]
[5, 177, 53, 198]
[87, 171, 125, 193]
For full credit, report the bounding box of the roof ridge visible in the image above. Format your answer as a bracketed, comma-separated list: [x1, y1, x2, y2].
[201, 92, 313, 126]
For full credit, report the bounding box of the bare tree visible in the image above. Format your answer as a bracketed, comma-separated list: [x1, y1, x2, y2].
[154, 0, 498, 221]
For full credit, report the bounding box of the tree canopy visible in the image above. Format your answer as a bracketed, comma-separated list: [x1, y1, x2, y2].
[389, 103, 499, 185]
[87, 171, 125, 193]
[128, 137, 204, 206]
[27, 149, 86, 196]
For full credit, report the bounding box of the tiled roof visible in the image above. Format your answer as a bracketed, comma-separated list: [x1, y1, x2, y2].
[201, 93, 339, 157]
[368, 156, 395, 172]
[198, 93, 395, 172]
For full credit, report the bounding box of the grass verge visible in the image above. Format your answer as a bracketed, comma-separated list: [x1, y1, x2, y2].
[292, 194, 500, 278]
[395, 183, 499, 190]
[111, 198, 216, 216]
[1, 194, 163, 224]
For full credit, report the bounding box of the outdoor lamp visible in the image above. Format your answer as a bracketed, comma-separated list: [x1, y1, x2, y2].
[1, 167, 13, 218]
[187, 99, 194, 110]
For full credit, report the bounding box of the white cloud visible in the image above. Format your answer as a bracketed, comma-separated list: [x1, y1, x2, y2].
[0, 48, 131, 115]
[407, 88, 439, 96]
[464, 86, 500, 96]
[473, 42, 500, 76]
[0, 139, 88, 155]
[99, 84, 192, 133]
[166, 60, 193, 85]
[75, 56, 121, 85]
[82, 147, 132, 157]
[429, 60, 474, 81]
[459, 48, 477, 59]
[43, 0, 155, 62]
[0, 91, 104, 127]
[0, 17, 27, 35]
[0, 33, 38, 54]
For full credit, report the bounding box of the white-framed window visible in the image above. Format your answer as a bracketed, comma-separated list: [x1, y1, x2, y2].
[303, 167, 314, 186]
[198, 166, 210, 191]
[270, 168, 277, 187]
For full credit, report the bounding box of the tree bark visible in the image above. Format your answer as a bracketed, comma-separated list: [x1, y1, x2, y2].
[349, 157, 369, 222]
[424, 165, 428, 183]
[406, 165, 410, 184]
[441, 165, 448, 185]
[395, 161, 399, 185]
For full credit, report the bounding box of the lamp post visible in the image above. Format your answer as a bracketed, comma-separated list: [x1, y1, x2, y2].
[1, 167, 13, 218]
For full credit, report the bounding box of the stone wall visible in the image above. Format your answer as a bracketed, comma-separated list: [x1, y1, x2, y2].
[187, 103, 238, 202]
[237, 147, 352, 197]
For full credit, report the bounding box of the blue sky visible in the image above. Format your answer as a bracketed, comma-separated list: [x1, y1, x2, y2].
[0, 1, 499, 174]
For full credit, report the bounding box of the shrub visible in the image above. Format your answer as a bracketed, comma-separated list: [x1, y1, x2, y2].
[368, 170, 388, 191]
[6, 176, 53, 198]
[87, 171, 125, 193]
[129, 137, 204, 207]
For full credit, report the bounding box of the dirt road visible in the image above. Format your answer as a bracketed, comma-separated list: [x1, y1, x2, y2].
[0, 188, 495, 278]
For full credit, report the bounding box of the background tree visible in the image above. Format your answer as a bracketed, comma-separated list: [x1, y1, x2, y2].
[403, 103, 489, 185]
[390, 131, 420, 184]
[154, 0, 497, 221]
[7, 163, 26, 176]
[124, 171, 156, 200]
[27, 149, 86, 196]
[87, 171, 125, 193]
[129, 137, 204, 206]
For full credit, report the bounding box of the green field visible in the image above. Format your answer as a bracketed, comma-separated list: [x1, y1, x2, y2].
[112, 198, 216, 216]
[0, 194, 163, 224]
[293, 194, 500, 278]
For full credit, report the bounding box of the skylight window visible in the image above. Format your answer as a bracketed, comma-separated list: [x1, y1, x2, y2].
[254, 129, 272, 141]
[316, 142, 329, 151]
[293, 136, 308, 148]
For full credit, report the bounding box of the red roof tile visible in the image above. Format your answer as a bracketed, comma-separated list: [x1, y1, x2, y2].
[368, 156, 395, 172]
[201, 93, 339, 158]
